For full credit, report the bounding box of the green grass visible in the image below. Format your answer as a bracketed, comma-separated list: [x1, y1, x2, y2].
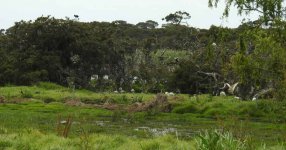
[171, 94, 286, 122]
[0, 82, 155, 104]
[0, 83, 286, 149]
[0, 100, 284, 147]
[1, 83, 286, 124]
[196, 130, 246, 150]
[0, 129, 194, 150]
[0, 128, 284, 150]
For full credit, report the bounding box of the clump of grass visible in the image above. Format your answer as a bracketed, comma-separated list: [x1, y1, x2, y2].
[0, 141, 12, 149]
[111, 110, 125, 122]
[131, 96, 143, 103]
[115, 95, 129, 104]
[196, 130, 246, 150]
[0, 127, 8, 134]
[43, 97, 56, 103]
[20, 90, 33, 98]
[140, 141, 161, 150]
[36, 82, 64, 90]
[172, 103, 200, 114]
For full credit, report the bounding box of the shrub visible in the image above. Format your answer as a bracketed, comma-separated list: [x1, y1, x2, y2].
[196, 130, 246, 150]
[132, 81, 143, 93]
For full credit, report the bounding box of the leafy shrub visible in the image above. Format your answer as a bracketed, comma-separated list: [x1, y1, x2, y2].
[132, 81, 143, 93]
[196, 130, 246, 150]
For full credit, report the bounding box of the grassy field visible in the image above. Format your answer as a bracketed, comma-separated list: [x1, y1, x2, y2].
[0, 82, 286, 149]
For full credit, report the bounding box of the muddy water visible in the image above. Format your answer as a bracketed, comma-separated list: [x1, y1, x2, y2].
[71, 117, 286, 144]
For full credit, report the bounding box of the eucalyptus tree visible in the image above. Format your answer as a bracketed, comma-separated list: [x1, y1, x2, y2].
[208, 0, 286, 24]
[162, 11, 191, 25]
[209, 0, 286, 100]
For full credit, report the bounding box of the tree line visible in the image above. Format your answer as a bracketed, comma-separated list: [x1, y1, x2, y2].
[0, 11, 285, 100]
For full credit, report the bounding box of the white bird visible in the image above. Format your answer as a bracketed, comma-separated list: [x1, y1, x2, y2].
[234, 96, 241, 100]
[60, 120, 67, 124]
[169, 92, 175, 96]
[220, 91, 226, 96]
[221, 82, 239, 95]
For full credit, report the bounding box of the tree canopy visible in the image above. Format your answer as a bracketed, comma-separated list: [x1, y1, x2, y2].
[209, 0, 286, 24]
[162, 11, 191, 25]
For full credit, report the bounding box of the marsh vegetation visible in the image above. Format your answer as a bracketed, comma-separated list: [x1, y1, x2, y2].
[0, 83, 286, 149]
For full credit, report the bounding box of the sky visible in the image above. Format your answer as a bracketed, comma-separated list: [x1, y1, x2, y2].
[0, 0, 259, 29]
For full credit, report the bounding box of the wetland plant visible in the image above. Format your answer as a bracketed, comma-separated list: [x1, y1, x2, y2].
[196, 130, 246, 150]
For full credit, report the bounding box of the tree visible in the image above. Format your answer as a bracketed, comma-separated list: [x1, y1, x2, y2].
[208, 0, 286, 100]
[162, 11, 191, 25]
[145, 20, 159, 29]
[136, 20, 159, 29]
[208, 0, 286, 24]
